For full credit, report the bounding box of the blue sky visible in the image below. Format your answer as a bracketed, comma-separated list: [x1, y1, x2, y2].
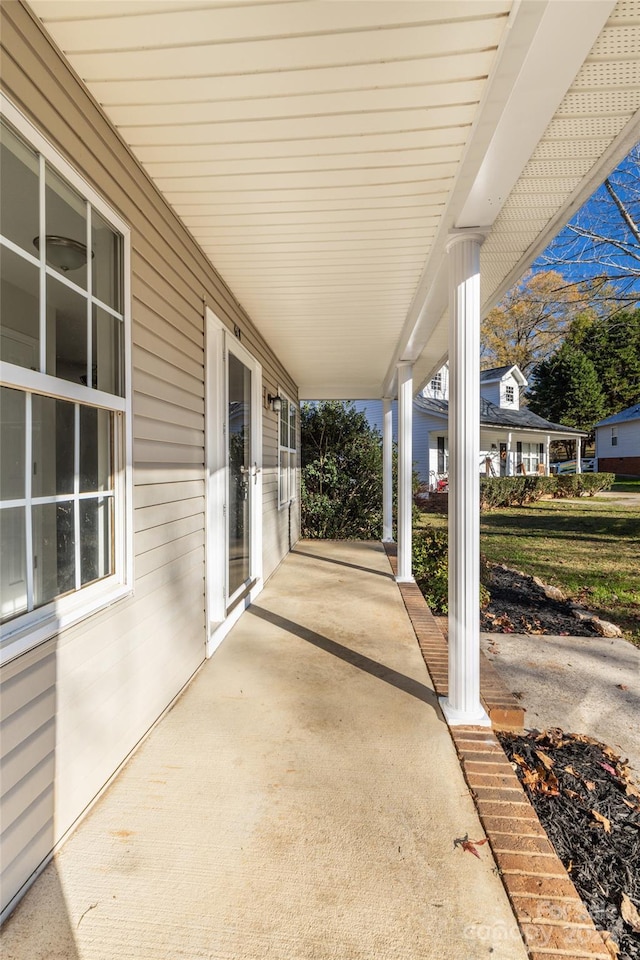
[532, 142, 640, 301]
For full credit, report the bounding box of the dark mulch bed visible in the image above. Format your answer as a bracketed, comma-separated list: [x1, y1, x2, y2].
[481, 563, 599, 637]
[498, 728, 640, 959]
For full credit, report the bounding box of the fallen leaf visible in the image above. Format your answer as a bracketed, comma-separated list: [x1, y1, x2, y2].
[453, 834, 488, 859]
[625, 781, 640, 800]
[616, 683, 628, 691]
[563, 788, 579, 799]
[621, 893, 640, 933]
[591, 810, 611, 833]
[585, 780, 596, 791]
[600, 762, 617, 776]
[512, 754, 527, 767]
[564, 765, 577, 776]
[602, 931, 620, 958]
[535, 750, 554, 770]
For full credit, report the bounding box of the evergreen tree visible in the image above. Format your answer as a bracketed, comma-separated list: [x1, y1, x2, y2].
[528, 343, 606, 432]
[568, 308, 640, 414]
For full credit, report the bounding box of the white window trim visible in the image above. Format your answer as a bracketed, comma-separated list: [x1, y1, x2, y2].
[0, 97, 133, 668]
[278, 389, 298, 508]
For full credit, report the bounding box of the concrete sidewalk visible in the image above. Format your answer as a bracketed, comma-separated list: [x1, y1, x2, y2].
[1, 541, 527, 960]
[481, 630, 640, 777]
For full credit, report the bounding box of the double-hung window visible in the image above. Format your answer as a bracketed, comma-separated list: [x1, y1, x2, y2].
[278, 395, 298, 506]
[0, 105, 131, 660]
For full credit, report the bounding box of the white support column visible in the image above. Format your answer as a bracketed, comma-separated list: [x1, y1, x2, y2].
[382, 397, 394, 542]
[506, 432, 513, 477]
[441, 231, 490, 727]
[396, 362, 414, 583]
[545, 434, 551, 476]
[576, 437, 582, 473]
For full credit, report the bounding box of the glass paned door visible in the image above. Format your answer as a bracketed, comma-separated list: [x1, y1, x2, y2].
[227, 351, 251, 600]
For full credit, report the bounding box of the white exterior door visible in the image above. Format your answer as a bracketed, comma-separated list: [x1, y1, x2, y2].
[205, 309, 262, 655]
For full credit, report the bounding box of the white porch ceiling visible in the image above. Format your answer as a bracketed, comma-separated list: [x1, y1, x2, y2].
[28, 0, 640, 399]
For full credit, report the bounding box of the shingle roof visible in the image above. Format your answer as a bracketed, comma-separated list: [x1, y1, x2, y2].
[413, 395, 585, 435]
[480, 365, 514, 382]
[479, 364, 528, 387]
[595, 403, 640, 427]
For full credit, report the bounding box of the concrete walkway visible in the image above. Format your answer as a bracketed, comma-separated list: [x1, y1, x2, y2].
[482, 630, 640, 777]
[1, 541, 527, 960]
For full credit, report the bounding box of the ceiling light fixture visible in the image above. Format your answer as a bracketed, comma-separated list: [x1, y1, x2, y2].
[33, 235, 91, 272]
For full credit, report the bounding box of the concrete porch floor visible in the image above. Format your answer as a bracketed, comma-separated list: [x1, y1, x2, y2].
[1, 541, 528, 960]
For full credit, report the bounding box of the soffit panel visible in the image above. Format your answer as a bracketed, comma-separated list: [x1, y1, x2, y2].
[480, 0, 640, 313]
[26, 0, 639, 399]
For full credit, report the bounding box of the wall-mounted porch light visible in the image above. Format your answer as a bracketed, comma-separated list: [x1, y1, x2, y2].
[268, 393, 283, 413]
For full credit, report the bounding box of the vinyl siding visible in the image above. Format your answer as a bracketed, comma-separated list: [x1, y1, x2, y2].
[596, 420, 640, 459]
[0, 1, 299, 919]
[353, 400, 442, 482]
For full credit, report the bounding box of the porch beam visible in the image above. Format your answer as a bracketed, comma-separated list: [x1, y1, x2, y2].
[441, 231, 490, 727]
[396, 362, 414, 583]
[382, 397, 394, 542]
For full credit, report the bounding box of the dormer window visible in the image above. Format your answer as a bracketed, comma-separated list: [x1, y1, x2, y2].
[505, 385, 515, 404]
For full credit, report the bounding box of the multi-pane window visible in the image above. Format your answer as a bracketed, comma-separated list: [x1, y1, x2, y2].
[611, 428, 618, 447]
[278, 396, 297, 506]
[430, 372, 442, 394]
[515, 441, 542, 475]
[0, 113, 129, 638]
[505, 385, 515, 404]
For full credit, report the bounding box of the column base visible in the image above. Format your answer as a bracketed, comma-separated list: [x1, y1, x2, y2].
[394, 574, 415, 584]
[382, 536, 395, 543]
[439, 695, 491, 727]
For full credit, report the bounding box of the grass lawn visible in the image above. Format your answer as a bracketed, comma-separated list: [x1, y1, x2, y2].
[612, 477, 640, 493]
[416, 495, 640, 644]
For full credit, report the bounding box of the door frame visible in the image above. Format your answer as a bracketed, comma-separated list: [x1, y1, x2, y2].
[205, 307, 263, 657]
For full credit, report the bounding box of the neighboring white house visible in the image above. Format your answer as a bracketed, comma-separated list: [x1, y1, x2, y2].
[355, 364, 585, 486]
[595, 404, 640, 477]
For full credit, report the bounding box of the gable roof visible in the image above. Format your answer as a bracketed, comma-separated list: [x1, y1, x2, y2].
[480, 365, 528, 387]
[595, 403, 640, 427]
[414, 395, 585, 436]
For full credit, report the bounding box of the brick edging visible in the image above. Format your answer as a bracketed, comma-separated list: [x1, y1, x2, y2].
[382, 541, 524, 731]
[382, 542, 611, 960]
[451, 727, 611, 960]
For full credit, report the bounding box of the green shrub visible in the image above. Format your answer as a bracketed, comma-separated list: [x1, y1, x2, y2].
[478, 472, 616, 507]
[480, 475, 555, 509]
[412, 528, 449, 614]
[576, 473, 615, 496]
[554, 475, 581, 499]
[412, 527, 491, 614]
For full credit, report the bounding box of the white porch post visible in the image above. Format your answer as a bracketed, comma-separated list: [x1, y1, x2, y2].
[396, 362, 414, 582]
[545, 434, 550, 476]
[576, 437, 582, 473]
[441, 231, 490, 726]
[382, 397, 394, 542]
[506, 432, 513, 476]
